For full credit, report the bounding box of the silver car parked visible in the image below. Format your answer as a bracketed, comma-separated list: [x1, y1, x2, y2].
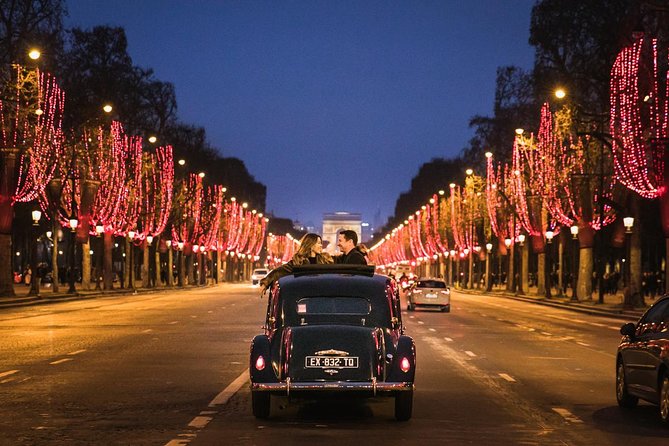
[406, 278, 450, 312]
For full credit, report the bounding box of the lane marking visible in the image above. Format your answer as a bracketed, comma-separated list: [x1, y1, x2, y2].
[428, 328, 436, 332]
[1, 378, 16, 384]
[417, 321, 425, 325]
[142, 329, 153, 333]
[50, 358, 73, 365]
[209, 369, 249, 407]
[207, 311, 213, 314]
[552, 407, 584, 424]
[443, 337, 453, 342]
[190, 315, 198, 319]
[541, 332, 553, 336]
[465, 351, 477, 357]
[499, 373, 516, 382]
[68, 349, 86, 356]
[589, 322, 605, 327]
[608, 326, 620, 331]
[0, 370, 19, 379]
[169, 321, 179, 325]
[165, 440, 189, 446]
[577, 341, 590, 347]
[528, 328, 536, 332]
[188, 416, 212, 429]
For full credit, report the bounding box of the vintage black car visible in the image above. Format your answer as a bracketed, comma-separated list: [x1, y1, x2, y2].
[250, 264, 416, 421]
[616, 295, 669, 423]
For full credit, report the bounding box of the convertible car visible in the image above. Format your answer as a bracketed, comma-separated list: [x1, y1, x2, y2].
[250, 264, 416, 421]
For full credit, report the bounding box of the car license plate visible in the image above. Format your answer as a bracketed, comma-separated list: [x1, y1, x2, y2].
[426, 293, 437, 298]
[305, 356, 359, 368]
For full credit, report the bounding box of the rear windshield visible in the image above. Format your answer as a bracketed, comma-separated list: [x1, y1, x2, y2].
[254, 270, 268, 275]
[297, 297, 371, 316]
[417, 280, 446, 288]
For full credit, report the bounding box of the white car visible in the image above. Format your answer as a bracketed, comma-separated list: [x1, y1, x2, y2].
[251, 268, 269, 285]
[406, 278, 450, 312]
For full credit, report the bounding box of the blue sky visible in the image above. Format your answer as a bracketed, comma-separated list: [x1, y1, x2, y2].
[66, 0, 535, 231]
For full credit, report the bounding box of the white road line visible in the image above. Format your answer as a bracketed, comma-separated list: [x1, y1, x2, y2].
[50, 358, 73, 365]
[552, 407, 584, 424]
[165, 440, 189, 446]
[499, 373, 516, 382]
[68, 349, 86, 356]
[428, 328, 436, 332]
[465, 351, 477, 357]
[528, 328, 536, 332]
[169, 321, 179, 325]
[187, 416, 212, 429]
[417, 321, 425, 325]
[589, 322, 605, 327]
[0, 370, 19, 379]
[443, 337, 453, 342]
[190, 315, 198, 319]
[1, 378, 16, 384]
[209, 369, 249, 407]
[142, 329, 153, 333]
[577, 341, 590, 347]
[608, 326, 621, 331]
[207, 311, 213, 314]
[541, 332, 553, 336]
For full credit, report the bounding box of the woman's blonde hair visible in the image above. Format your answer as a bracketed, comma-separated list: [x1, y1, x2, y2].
[293, 233, 333, 264]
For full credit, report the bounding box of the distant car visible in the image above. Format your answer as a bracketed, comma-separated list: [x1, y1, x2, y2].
[250, 264, 416, 421]
[406, 278, 450, 312]
[251, 268, 269, 285]
[616, 295, 669, 423]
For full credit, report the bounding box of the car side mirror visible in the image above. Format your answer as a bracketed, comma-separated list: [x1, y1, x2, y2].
[620, 322, 636, 337]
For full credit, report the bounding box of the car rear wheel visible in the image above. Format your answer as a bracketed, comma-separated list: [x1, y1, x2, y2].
[616, 362, 638, 408]
[660, 373, 669, 423]
[252, 391, 270, 419]
[395, 390, 413, 421]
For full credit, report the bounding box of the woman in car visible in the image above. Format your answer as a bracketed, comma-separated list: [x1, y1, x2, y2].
[259, 233, 333, 295]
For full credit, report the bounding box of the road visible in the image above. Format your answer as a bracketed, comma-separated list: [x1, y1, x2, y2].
[0, 284, 666, 445]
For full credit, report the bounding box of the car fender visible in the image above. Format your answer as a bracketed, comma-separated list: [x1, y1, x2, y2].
[250, 334, 278, 383]
[386, 335, 416, 383]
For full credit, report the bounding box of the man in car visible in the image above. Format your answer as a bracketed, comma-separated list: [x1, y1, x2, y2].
[335, 230, 367, 264]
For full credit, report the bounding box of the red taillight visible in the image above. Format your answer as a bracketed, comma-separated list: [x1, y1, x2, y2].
[400, 357, 411, 373]
[255, 355, 265, 371]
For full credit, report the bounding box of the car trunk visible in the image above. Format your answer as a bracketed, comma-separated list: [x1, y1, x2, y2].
[286, 325, 383, 382]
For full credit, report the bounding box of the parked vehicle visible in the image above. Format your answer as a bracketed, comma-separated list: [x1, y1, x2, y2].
[406, 278, 450, 312]
[250, 264, 416, 421]
[616, 295, 669, 423]
[251, 268, 269, 285]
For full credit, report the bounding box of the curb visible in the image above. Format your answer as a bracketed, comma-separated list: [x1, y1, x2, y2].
[454, 288, 645, 322]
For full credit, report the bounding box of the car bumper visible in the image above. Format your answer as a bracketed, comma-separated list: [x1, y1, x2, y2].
[251, 379, 413, 396]
[411, 297, 450, 306]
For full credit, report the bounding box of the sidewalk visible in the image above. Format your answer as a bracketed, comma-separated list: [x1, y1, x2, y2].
[455, 285, 652, 322]
[0, 281, 216, 309]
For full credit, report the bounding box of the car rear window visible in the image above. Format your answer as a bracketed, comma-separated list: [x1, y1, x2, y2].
[296, 297, 371, 316]
[254, 270, 268, 275]
[417, 280, 446, 288]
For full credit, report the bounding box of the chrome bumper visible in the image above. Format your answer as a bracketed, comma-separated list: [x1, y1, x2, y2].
[251, 378, 413, 396]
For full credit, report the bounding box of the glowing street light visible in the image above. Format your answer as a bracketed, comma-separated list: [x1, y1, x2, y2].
[102, 104, 113, 113]
[554, 88, 566, 99]
[28, 49, 41, 60]
[515, 128, 524, 135]
[148, 135, 157, 144]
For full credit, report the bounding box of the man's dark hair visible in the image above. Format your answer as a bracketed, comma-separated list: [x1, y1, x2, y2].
[340, 230, 358, 246]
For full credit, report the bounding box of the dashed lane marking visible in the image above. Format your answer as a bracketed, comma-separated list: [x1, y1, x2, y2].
[169, 321, 179, 325]
[465, 351, 477, 357]
[142, 329, 153, 333]
[589, 322, 605, 327]
[577, 341, 590, 347]
[429, 328, 436, 332]
[443, 337, 453, 342]
[1, 378, 16, 384]
[0, 370, 19, 379]
[499, 373, 516, 382]
[209, 369, 249, 406]
[68, 349, 86, 356]
[187, 416, 212, 429]
[541, 332, 553, 336]
[417, 321, 425, 325]
[50, 358, 73, 365]
[608, 326, 621, 331]
[552, 407, 584, 424]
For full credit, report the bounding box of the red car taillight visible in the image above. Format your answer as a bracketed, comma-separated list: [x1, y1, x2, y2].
[255, 355, 265, 371]
[400, 357, 411, 373]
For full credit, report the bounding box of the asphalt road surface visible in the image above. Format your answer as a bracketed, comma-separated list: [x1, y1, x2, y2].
[0, 284, 667, 445]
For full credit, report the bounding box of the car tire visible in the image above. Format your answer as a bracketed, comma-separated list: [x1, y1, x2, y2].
[441, 306, 450, 313]
[395, 390, 413, 421]
[252, 391, 270, 419]
[616, 361, 638, 409]
[660, 373, 669, 424]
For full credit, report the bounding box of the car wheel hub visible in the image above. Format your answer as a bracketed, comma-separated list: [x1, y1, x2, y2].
[616, 364, 625, 400]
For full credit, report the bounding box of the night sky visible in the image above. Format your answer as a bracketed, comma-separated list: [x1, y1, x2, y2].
[65, 0, 535, 232]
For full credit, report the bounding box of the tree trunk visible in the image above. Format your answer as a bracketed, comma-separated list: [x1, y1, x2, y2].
[142, 243, 149, 288]
[124, 238, 130, 289]
[521, 243, 529, 294]
[82, 240, 91, 290]
[537, 252, 545, 295]
[577, 247, 593, 300]
[0, 233, 15, 296]
[507, 246, 514, 292]
[167, 248, 174, 286]
[557, 236, 564, 296]
[155, 244, 160, 287]
[178, 251, 185, 286]
[103, 232, 113, 290]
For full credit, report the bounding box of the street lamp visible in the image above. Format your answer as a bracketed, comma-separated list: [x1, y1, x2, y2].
[517, 234, 525, 295]
[570, 225, 579, 301]
[31, 210, 41, 226]
[554, 88, 566, 99]
[127, 231, 136, 291]
[545, 230, 554, 298]
[504, 238, 512, 289]
[102, 104, 113, 113]
[623, 217, 634, 304]
[485, 242, 493, 291]
[28, 49, 41, 60]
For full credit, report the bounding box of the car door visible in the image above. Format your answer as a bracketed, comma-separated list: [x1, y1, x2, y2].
[624, 299, 669, 396]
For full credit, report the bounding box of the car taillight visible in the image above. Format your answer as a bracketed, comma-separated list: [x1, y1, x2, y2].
[255, 355, 265, 371]
[441, 290, 449, 294]
[400, 357, 411, 373]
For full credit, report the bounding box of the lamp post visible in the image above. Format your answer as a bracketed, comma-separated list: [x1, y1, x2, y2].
[485, 242, 493, 292]
[27, 210, 42, 296]
[94, 224, 104, 290]
[517, 234, 525, 295]
[67, 218, 78, 294]
[177, 241, 185, 287]
[127, 230, 136, 291]
[623, 217, 634, 305]
[545, 230, 554, 298]
[504, 238, 512, 290]
[449, 249, 456, 286]
[570, 225, 579, 301]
